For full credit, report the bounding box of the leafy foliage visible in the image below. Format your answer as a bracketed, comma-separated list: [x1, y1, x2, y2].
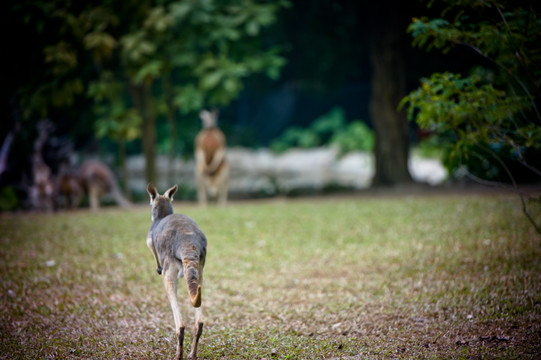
[88, 72, 142, 143]
[401, 0, 541, 181]
[331, 121, 375, 154]
[9, 0, 288, 161]
[401, 71, 537, 175]
[119, 0, 288, 112]
[401, 0, 541, 233]
[413, 135, 446, 159]
[10, 1, 120, 121]
[271, 107, 374, 154]
[108, 0, 290, 180]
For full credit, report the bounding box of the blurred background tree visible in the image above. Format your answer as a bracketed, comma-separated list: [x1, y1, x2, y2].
[6, 0, 539, 209]
[4, 0, 288, 186]
[89, 71, 142, 198]
[118, 0, 288, 184]
[401, 0, 541, 232]
[368, 0, 413, 186]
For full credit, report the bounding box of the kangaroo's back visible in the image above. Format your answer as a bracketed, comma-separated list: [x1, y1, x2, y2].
[78, 160, 131, 209]
[152, 214, 207, 269]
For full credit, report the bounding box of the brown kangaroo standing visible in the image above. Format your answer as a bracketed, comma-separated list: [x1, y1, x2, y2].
[146, 183, 207, 360]
[194, 109, 229, 206]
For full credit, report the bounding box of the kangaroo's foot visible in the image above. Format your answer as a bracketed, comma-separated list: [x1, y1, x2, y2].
[174, 326, 185, 360]
[188, 322, 203, 360]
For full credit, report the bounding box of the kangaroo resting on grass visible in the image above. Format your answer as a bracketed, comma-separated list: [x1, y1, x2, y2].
[146, 183, 207, 360]
[78, 160, 131, 210]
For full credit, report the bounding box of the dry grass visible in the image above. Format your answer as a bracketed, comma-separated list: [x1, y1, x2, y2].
[1, 193, 540, 359]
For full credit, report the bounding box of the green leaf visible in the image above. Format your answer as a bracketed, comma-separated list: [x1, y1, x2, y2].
[173, 85, 204, 113]
[133, 61, 163, 84]
[199, 71, 223, 90]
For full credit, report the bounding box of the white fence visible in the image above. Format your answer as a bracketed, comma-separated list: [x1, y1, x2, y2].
[126, 147, 447, 197]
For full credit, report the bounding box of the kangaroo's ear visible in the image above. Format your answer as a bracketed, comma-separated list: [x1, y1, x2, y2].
[164, 184, 178, 201]
[147, 183, 158, 202]
[199, 110, 215, 128]
[199, 110, 209, 126]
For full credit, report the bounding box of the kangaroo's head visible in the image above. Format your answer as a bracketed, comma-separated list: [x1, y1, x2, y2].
[199, 109, 218, 129]
[147, 183, 178, 222]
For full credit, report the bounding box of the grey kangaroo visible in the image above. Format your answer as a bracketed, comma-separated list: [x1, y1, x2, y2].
[146, 183, 207, 360]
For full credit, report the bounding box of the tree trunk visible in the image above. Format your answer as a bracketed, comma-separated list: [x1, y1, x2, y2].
[142, 82, 156, 185]
[131, 81, 156, 185]
[369, 1, 412, 187]
[163, 75, 178, 186]
[118, 139, 130, 200]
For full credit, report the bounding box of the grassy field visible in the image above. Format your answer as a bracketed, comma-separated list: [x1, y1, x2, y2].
[1, 192, 540, 359]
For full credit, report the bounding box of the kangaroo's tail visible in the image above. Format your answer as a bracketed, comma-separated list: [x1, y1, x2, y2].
[112, 188, 131, 208]
[110, 181, 132, 208]
[183, 260, 202, 307]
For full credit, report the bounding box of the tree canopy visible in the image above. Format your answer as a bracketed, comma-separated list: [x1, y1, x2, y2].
[401, 0, 541, 231]
[6, 0, 289, 185]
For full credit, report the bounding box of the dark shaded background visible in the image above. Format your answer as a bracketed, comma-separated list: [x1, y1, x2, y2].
[2, 0, 476, 148]
[1, 0, 486, 207]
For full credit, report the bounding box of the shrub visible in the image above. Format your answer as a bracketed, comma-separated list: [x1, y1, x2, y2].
[270, 107, 374, 154]
[331, 121, 374, 154]
[0, 187, 18, 211]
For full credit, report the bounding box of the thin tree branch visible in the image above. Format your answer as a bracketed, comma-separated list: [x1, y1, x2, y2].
[476, 145, 541, 235]
[508, 139, 541, 178]
[457, 41, 541, 123]
[495, 6, 511, 34]
[509, 86, 532, 123]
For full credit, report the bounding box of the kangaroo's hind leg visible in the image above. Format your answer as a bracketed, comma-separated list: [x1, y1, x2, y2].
[88, 184, 100, 210]
[188, 309, 203, 360]
[162, 260, 185, 360]
[188, 265, 204, 360]
[195, 167, 207, 207]
[217, 164, 229, 207]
